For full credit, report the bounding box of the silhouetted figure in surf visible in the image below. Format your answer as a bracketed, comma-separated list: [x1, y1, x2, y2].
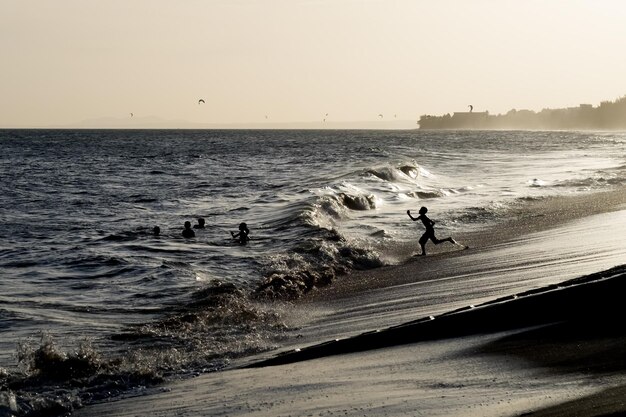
[231, 222, 250, 245]
[153, 226, 160, 236]
[407, 207, 462, 256]
[193, 217, 206, 229]
[182, 221, 195, 238]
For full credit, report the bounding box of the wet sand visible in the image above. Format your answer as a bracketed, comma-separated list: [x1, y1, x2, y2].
[74, 188, 626, 417]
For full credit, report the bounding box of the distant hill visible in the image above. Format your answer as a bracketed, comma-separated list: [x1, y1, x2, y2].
[73, 116, 192, 129]
[67, 116, 417, 130]
[419, 95, 626, 130]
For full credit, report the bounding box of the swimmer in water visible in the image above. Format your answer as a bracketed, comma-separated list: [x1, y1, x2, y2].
[153, 226, 160, 236]
[182, 221, 195, 238]
[407, 207, 462, 256]
[193, 217, 206, 229]
[230, 222, 250, 245]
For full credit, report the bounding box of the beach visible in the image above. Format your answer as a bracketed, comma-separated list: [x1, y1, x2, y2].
[71, 186, 626, 417]
[4, 1, 626, 414]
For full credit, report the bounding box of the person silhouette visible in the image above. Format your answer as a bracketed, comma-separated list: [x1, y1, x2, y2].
[193, 218, 206, 229]
[407, 207, 462, 256]
[182, 221, 195, 238]
[230, 222, 250, 245]
[152, 226, 161, 236]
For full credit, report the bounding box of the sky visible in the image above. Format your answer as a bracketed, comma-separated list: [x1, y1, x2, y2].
[2, 0, 626, 128]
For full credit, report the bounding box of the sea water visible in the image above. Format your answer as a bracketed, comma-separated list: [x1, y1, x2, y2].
[1, 129, 626, 414]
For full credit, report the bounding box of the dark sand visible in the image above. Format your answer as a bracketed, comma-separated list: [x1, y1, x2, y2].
[75, 188, 626, 417]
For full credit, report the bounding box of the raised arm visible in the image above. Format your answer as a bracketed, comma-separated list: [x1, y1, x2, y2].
[407, 210, 418, 221]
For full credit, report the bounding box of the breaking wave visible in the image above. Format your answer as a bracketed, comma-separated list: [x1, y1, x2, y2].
[364, 162, 424, 183]
[553, 175, 626, 189]
[254, 236, 383, 300]
[255, 191, 386, 300]
[403, 190, 445, 199]
[4, 130, 625, 416]
[2, 282, 287, 416]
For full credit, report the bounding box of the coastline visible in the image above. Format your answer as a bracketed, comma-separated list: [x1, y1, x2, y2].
[73, 187, 626, 417]
[305, 185, 626, 301]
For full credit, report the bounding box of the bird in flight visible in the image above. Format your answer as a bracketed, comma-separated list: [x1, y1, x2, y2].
[198, 99, 205, 105]
[130, 113, 134, 117]
[378, 114, 383, 119]
[468, 105, 473, 112]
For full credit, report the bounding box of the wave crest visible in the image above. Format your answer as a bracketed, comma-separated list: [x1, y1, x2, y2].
[554, 175, 626, 189]
[254, 237, 384, 300]
[404, 190, 445, 199]
[340, 193, 378, 210]
[398, 165, 419, 179]
[303, 191, 380, 230]
[366, 164, 418, 183]
[5, 282, 287, 416]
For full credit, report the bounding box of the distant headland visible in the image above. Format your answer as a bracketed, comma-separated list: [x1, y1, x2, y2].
[419, 95, 626, 130]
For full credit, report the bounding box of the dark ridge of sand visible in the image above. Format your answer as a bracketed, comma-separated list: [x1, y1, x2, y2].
[246, 264, 626, 368]
[485, 318, 626, 417]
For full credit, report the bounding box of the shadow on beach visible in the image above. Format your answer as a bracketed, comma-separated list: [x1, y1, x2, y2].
[247, 265, 626, 369]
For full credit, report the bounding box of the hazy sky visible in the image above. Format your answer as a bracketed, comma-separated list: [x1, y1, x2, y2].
[2, 0, 626, 127]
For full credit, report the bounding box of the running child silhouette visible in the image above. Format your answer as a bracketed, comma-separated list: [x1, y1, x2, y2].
[407, 207, 464, 256]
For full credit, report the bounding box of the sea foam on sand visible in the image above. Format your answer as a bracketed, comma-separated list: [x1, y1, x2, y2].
[75, 190, 626, 417]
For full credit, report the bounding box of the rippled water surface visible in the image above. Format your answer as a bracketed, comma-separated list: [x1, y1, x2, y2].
[1, 129, 626, 414]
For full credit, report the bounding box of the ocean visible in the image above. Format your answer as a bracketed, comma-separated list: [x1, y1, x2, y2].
[1, 129, 626, 415]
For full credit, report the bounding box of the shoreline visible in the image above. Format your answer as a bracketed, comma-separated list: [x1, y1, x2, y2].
[304, 186, 626, 301]
[247, 263, 626, 368]
[73, 187, 626, 417]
